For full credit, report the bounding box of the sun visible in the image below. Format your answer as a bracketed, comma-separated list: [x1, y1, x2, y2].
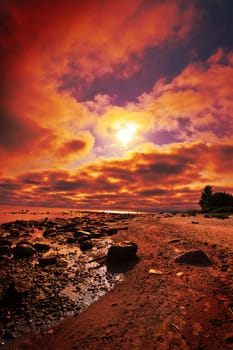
[117, 123, 137, 147]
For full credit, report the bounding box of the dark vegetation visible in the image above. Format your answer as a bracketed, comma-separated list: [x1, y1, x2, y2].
[199, 185, 233, 218]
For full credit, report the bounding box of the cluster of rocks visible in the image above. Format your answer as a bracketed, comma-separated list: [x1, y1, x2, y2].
[0, 212, 138, 344]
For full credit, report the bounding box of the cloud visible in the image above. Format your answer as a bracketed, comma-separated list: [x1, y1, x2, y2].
[92, 48, 233, 147]
[0, 109, 47, 151]
[1, 142, 232, 210]
[0, 0, 198, 175]
[0, 1, 232, 210]
[55, 132, 95, 162]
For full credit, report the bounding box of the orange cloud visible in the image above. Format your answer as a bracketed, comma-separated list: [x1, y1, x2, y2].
[94, 49, 233, 145]
[1, 142, 232, 210]
[0, 0, 199, 176]
[55, 132, 95, 162]
[1, 1, 232, 210]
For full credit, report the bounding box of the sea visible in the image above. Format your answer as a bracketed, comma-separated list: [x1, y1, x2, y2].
[0, 205, 141, 224]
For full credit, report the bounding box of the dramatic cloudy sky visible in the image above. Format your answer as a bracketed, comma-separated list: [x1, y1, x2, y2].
[0, 0, 233, 210]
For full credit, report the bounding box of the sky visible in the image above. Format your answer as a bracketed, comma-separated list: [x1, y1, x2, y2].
[0, 0, 233, 211]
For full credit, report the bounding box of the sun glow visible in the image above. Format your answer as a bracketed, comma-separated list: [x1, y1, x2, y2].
[117, 123, 137, 147]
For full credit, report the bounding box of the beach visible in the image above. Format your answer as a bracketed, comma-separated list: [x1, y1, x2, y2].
[1, 212, 233, 349]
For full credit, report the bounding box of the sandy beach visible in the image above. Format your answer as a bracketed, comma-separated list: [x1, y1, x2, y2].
[1, 0, 233, 348]
[1, 212, 233, 350]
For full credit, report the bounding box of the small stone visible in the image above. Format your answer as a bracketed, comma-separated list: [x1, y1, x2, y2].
[225, 333, 233, 343]
[74, 230, 92, 239]
[9, 229, 20, 237]
[106, 228, 118, 235]
[5, 279, 32, 297]
[221, 264, 229, 272]
[18, 240, 34, 247]
[175, 250, 212, 266]
[39, 255, 58, 266]
[0, 239, 12, 247]
[149, 269, 164, 275]
[168, 239, 180, 243]
[0, 245, 11, 256]
[34, 242, 51, 251]
[13, 244, 36, 258]
[79, 240, 93, 251]
[66, 237, 77, 244]
[43, 228, 56, 237]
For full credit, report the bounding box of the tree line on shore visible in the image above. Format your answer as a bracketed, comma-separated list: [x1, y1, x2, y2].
[199, 185, 233, 213]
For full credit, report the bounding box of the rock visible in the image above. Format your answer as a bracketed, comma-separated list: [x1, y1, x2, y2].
[0, 239, 12, 247]
[168, 239, 180, 244]
[9, 229, 20, 237]
[174, 250, 212, 266]
[77, 235, 92, 243]
[18, 240, 34, 247]
[0, 245, 11, 256]
[107, 241, 138, 263]
[79, 240, 93, 251]
[66, 237, 77, 244]
[118, 226, 128, 231]
[224, 333, 233, 343]
[39, 255, 58, 266]
[6, 279, 32, 297]
[13, 244, 36, 258]
[73, 230, 93, 239]
[92, 231, 106, 238]
[106, 228, 118, 235]
[34, 242, 51, 251]
[43, 228, 57, 237]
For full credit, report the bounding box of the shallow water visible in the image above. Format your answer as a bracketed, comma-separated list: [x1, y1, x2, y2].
[0, 209, 128, 344]
[0, 205, 84, 224]
[0, 205, 139, 224]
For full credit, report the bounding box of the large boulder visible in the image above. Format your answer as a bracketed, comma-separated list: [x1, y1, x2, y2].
[107, 241, 138, 264]
[13, 244, 36, 258]
[175, 250, 212, 266]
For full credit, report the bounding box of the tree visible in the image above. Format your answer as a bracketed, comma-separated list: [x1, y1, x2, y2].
[199, 185, 213, 211]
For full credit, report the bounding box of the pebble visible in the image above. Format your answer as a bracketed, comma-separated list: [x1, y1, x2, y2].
[0, 239, 12, 247]
[0, 245, 11, 256]
[34, 242, 51, 251]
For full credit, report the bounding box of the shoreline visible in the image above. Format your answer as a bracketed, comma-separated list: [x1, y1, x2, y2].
[2, 213, 233, 349]
[0, 212, 137, 346]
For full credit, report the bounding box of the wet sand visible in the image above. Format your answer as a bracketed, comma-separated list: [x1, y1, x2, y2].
[3, 213, 233, 350]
